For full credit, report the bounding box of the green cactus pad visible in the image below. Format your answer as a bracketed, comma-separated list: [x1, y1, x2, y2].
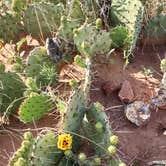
[23, 2, 64, 38]
[18, 93, 54, 123]
[32, 131, 63, 166]
[83, 102, 112, 155]
[63, 87, 86, 152]
[146, 15, 166, 39]
[0, 13, 21, 42]
[25, 47, 57, 87]
[12, 0, 27, 13]
[111, 0, 144, 57]
[0, 72, 26, 116]
[73, 24, 111, 57]
[110, 26, 132, 49]
[67, 0, 85, 24]
[9, 132, 34, 166]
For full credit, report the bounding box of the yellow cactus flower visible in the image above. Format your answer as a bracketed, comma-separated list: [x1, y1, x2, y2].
[57, 134, 72, 150]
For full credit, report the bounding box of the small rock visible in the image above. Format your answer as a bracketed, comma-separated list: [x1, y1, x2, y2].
[163, 130, 166, 135]
[151, 88, 166, 110]
[101, 81, 121, 96]
[125, 101, 151, 126]
[118, 80, 134, 103]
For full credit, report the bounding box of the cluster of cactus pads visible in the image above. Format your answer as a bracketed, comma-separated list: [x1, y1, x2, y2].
[2, 0, 165, 165]
[111, 0, 144, 60]
[9, 131, 64, 166]
[10, 98, 124, 165]
[0, 0, 145, 58]
[9, 58, 126, 165]
[2, 0, 162, 65]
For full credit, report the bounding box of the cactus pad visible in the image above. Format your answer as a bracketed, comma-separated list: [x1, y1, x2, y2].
[73, 24, 111, 57]
[23, 2, 64, 38]
[0, 71, 26, 116]
[32, 131, 63, 166]
[0, 13, 21, 42]
[83, 102, 112, 155]
[111, 0, 144, 57]
[18, 93, 54, 123]
[25, 47, 57, 87]
[9, 132, 34, 166]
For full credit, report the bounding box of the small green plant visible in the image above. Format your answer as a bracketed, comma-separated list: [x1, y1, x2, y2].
[110, 26, 131, 49]
[74, 55, 86, 68]
[142, 66, 153, 78]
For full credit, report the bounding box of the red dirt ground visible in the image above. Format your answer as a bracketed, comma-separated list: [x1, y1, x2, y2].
[90, 44, 166, 165]
[0, 44, 166, 166]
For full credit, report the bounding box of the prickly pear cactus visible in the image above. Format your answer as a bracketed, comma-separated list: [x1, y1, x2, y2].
[146, 15, 166, 39]
[73, 24, 111, 57]
[63, 88, 86, 152]
[58, 157, 74, 166]
[58, 0, 85, 41]
[60, 61, 91, 153]
[0, 13, 21, 42]
[25, 47, 57, 87]
[18, 93, 54, 123]
[0, 71, 26, 118]
[12, 0, 27, 13]
[10, 131, 64, 166]
[25, 47, 48, 77]
[67, 0, 85, 24]
[23, 2, 64, 38]
[58, 16, 79, 41]
[111, 0, 144, 58]
[32, 131, 63, 166]
[9, 132, 34, 166]
[83, 102, 112, 155]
